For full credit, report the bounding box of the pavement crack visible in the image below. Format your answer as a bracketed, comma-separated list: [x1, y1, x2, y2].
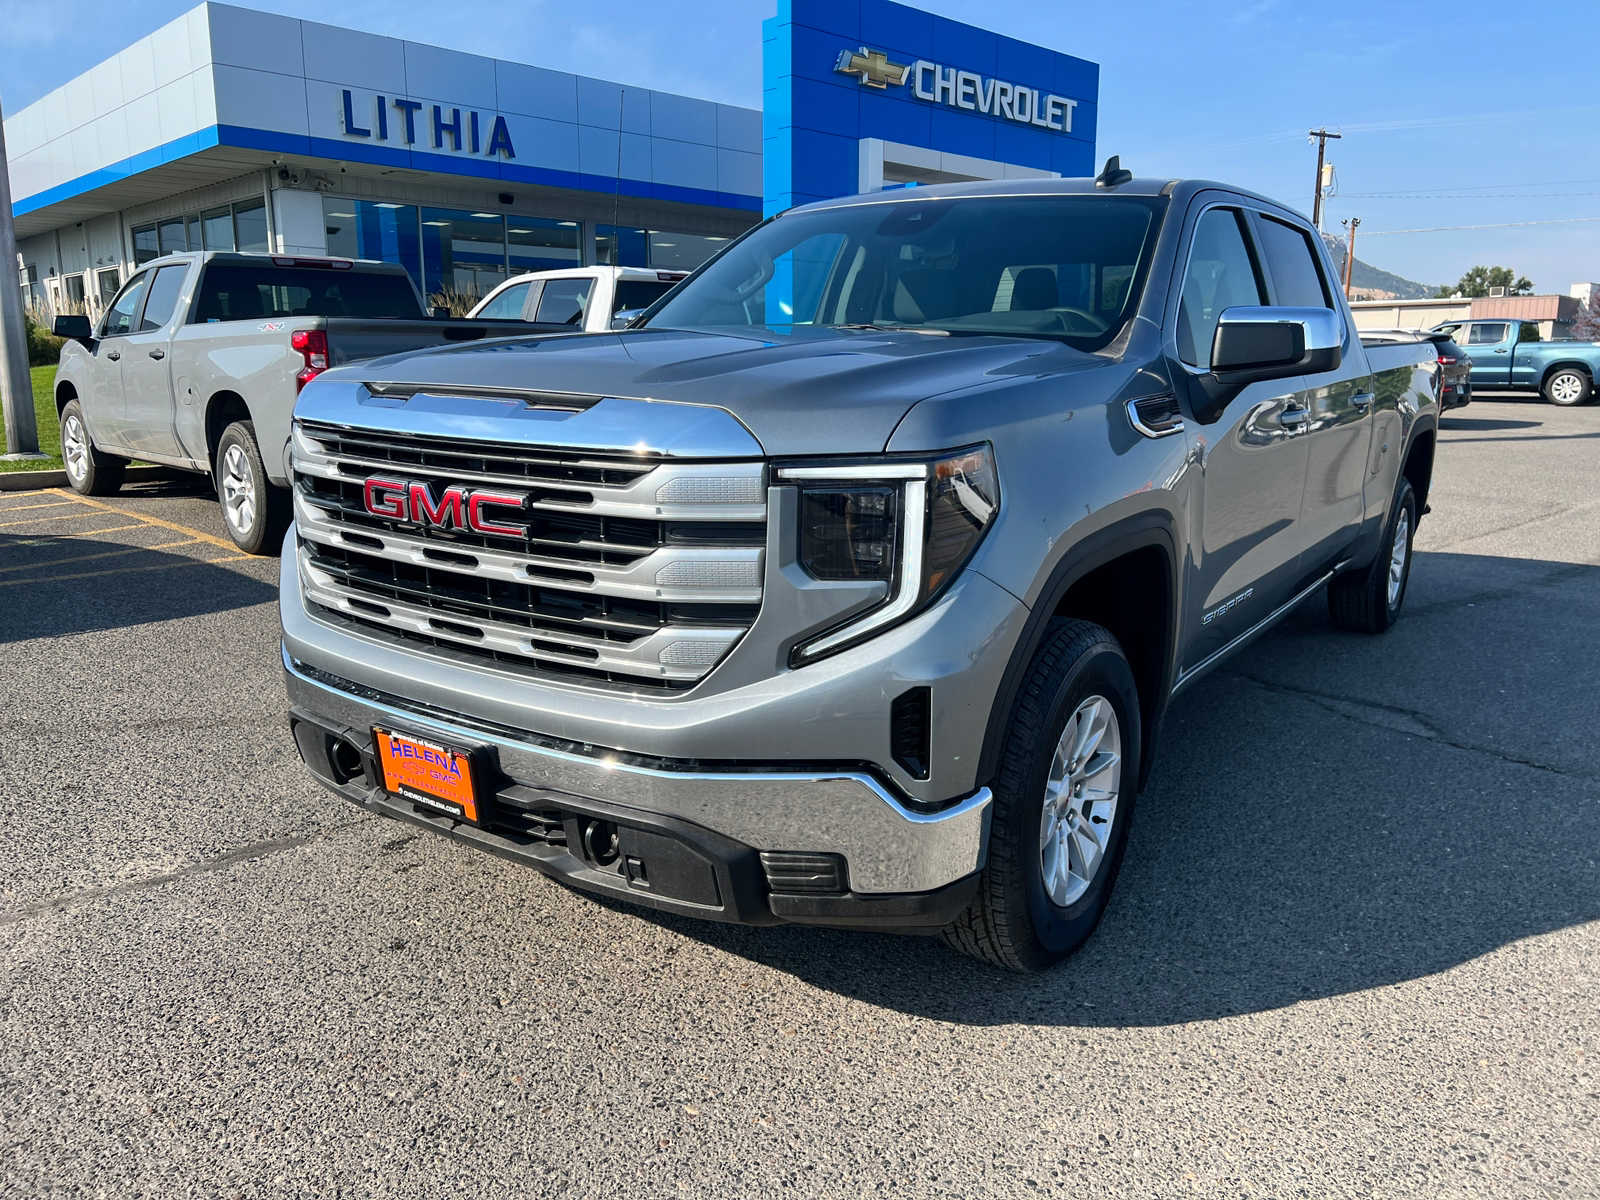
[1228, 671, 1600, 786]
[0, 821, 365, 928]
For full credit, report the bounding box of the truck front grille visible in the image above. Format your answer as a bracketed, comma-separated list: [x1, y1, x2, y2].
[292, 419, 766, 692]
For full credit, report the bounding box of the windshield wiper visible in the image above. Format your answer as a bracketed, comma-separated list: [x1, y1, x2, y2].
[834, 323, 950, 336]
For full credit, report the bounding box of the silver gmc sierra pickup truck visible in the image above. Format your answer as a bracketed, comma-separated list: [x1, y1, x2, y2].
[280, 170, 1440, 970]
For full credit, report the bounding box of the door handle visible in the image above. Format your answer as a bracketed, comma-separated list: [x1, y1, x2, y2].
[1351, 391, 1374, 411]
[105, 350, 121, 361]
[1280, 404, 1310, 430]
[1494, 348, 1509, 354]
[148, 349, 166, 360]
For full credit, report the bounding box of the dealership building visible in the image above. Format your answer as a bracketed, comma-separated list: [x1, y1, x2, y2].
[6, 0, 1098, 318]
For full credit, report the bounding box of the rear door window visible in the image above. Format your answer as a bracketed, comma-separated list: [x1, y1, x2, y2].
[535, 278, 593, 325]
[138, 265, 188, 332]
[1254, 215, 1332, 308]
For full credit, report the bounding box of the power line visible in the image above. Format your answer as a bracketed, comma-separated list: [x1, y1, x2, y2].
[1361, 216, 1600, 236]
[1341, 191, 1600, 201]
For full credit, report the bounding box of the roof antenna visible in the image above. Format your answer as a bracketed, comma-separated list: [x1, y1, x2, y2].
[1095, 156, 1133, 188]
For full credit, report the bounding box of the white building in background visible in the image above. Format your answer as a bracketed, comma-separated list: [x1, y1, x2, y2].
[6, 3, 761, 319]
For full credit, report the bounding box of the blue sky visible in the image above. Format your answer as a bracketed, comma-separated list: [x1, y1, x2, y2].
[4, 0, 1597, 293]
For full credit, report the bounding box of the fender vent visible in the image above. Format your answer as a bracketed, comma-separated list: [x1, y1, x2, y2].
[891, 686, 932, 780]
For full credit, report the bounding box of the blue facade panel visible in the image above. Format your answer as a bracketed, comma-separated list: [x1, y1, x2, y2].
[763, 0, 1100, 215]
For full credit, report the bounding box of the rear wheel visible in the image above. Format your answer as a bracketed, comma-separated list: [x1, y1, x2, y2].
[944, 619, 1141, 971]
[1542, 369, 1592, 406]
[1328, 480, 1416, 633]
[215, 420, 288, 554]
[59, 399, 126, 496]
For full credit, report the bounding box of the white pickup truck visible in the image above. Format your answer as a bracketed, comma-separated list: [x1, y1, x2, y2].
[468, 266, 688, 331]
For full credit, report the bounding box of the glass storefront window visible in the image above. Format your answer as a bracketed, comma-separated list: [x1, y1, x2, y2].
[421, 208, 507, 304]
[157, 218, 187, 255]
[508, 218, 581, 276]
[596, 224, 649, 268]
[647, 231, 728, 271]
[96, 268, 121, 307]
[200, 206, 235, 251]
[133, 225, 160, 265]
[233, 199, 269, 252]
[324, 198, 422, 290]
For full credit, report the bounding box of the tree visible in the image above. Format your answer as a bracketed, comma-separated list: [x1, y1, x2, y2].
[1449, 265, 1534, 298]
[1571, 292, 1600, 341]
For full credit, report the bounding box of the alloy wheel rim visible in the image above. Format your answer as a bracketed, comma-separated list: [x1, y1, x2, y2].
[63, 415, 88, 482]
[1551, 373, 1582, 403]
[1388, 507, 1410, 608]
[221, 443, 255, 531]
[1038, 694, 1123, 909]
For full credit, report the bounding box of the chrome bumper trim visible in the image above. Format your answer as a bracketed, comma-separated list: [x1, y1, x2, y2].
[284, 647, 991, 895]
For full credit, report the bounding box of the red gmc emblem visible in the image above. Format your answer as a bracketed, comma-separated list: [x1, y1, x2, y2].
[362, 477, 529, 538]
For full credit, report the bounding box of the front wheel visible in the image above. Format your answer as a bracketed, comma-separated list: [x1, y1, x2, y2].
[215, 420, 289, 554]
[1328, 480, 1416, 634]
[59, 399, 126, 496]
[944, 619, 1141, 971]
[1542, 369, 1592, 407]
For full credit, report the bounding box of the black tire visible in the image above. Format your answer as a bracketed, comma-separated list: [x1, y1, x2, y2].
[1328, 480, 1416, 634]
[1541, 368, 1592, 407]
[214, 420, 289, 555]
[944, 619, 1142, 972]
[58, 398, 126, 496]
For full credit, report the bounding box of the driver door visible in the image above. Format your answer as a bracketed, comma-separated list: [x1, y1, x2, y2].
[84, 270, 151, 452]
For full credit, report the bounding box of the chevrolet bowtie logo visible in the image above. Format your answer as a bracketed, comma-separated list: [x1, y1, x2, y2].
[834, 46, 910, 89]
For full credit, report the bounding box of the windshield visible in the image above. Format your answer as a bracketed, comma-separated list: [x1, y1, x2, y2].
[644, 194, 1165, 349]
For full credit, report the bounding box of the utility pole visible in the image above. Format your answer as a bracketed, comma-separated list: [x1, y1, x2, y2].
[1308, 127, 1342, 232]
[1, 95, 45, 460]
[1341, 216, 1361, 299]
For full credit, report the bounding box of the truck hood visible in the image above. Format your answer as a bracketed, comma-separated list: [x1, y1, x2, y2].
[337, 326, 1102, 455]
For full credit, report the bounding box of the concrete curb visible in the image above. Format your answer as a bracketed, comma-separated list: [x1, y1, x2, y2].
[0, 464, 167, 492]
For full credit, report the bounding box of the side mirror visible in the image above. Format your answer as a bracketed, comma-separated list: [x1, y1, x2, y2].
[53, 314, 93, 342]
[610, 308, 643, 331]
[430, 305, 450, 320]
[1192, 306, 1343, 422]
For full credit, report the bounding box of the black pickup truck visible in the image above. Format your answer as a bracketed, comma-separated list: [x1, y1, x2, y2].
[280, 170, 1441, 970]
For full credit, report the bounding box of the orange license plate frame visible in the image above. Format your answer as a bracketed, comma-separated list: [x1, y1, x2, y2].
[373, 727, 486, 824]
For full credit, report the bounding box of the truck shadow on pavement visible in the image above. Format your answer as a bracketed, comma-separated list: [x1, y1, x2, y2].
[0, 531, 276, 644]
[620, 548, 1600, 1026]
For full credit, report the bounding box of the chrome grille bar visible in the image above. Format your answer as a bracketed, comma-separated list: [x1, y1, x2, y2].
[292, 418, 767, 691]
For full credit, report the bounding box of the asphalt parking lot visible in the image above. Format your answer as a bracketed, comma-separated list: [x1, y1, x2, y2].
[2, 394, 1596, 1198]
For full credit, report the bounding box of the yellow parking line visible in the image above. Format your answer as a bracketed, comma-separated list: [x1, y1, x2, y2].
[49, 490, 239, 552]
[0, 555, 252, 588]
[0, 509, 118, 529]
[0, 537, 200, 575]
[0, 499, 76, 513]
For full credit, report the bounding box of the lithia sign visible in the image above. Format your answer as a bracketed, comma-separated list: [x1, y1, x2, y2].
[834, 46, 1078, 134]
[339, 89, 516, 159]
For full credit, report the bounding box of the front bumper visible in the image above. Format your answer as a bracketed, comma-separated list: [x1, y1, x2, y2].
[285, 651, 991, 928]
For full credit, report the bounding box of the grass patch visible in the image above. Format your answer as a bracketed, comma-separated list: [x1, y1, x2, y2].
[0, 365, 62, 472]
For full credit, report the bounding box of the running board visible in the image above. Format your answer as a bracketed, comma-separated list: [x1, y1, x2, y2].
[1171, 561, 1349, 696]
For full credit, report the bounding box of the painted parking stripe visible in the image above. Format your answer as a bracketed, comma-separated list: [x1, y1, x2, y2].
[0, 499, 76, 513]
[0, 555, 251, 588]
[49, 490, 239, 552]
[0, 538, 200, 575]
[0, 510, 132, 529]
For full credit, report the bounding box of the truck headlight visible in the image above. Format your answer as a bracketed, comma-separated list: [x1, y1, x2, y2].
[780, 445, 998, 664]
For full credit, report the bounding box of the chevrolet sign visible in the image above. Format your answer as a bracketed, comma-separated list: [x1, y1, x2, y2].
[834, 45, 1078, 134]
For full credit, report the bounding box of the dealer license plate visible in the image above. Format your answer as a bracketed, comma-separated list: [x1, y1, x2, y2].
[373, 728, 482, 823]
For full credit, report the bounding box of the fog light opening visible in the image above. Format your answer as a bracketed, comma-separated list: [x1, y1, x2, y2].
[582, 819, 620, 867]
[328, 737, 364, 784]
